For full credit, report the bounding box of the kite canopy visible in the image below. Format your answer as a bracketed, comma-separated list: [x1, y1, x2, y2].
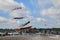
[17, 25, 32, 30]
[22, 21, 30, 26]
[29, 25, 32, 28]
[12, 7, 22, 10]
[13, 17, 24, 19]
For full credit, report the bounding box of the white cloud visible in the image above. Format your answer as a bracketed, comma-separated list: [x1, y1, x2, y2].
[0, 0, 30, 18]
[41, 7, 60, 21]
[22, 15, 47, 24]
[0, 16, 22, 29]
[10, 8, 30, 17]
[40, 0, 60, 28]
[0, 16, 18, 23]
[37, 0, 60, 8]
[0, 16, 8, 23]
[0, 0, 25, 12]
[47, 0, 60, 8]
[30, 0, 51, 9]
[30, 0, 60, 28]
[38, 0, 50, 8]
[36, 18, 47, 23]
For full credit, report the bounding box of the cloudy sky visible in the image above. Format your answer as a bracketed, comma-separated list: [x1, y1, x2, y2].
[0, 0, 60, 29]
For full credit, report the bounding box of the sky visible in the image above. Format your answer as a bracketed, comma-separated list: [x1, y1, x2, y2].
[0, 0, 60, 29]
